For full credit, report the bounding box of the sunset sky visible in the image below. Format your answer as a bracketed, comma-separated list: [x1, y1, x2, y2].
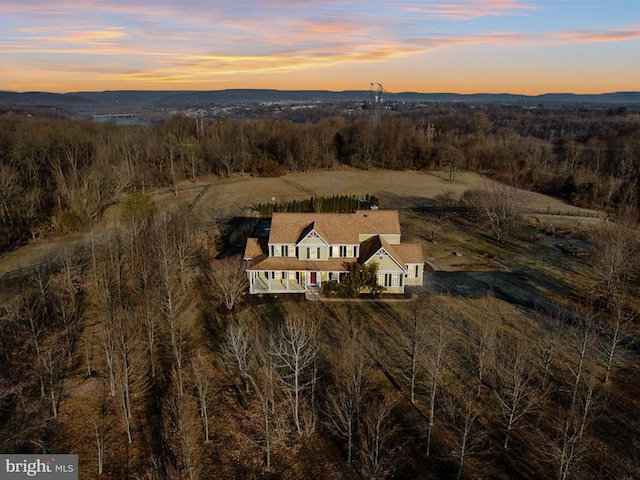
[1, 1, 639, 94]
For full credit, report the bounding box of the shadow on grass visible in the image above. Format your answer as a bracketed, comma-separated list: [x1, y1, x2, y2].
[419, 271, 558, 314]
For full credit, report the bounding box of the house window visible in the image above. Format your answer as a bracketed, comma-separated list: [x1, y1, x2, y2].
[309, 247, 318, 259]
[391, 274, 400, 287]
[274, 271, 282, 279]
[377, 274, 385, 286]
[288, 245, 296, 257]
[346, 246, 354, 257]
[273, 245, 281, 257]
[288, 271, 296, 280]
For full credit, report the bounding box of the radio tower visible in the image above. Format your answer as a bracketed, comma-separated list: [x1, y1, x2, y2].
[369, 82, 385, 128]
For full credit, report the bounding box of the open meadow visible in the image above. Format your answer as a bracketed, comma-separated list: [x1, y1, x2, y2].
[0, 169, 600, 277]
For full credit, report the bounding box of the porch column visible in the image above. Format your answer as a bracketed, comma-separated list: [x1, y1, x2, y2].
[268, 272, 272, 291]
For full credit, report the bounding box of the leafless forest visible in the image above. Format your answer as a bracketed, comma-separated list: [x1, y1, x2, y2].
[0, 104, 639, 479]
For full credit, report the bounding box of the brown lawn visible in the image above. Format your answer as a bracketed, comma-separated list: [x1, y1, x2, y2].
[0, 168, 601, 276]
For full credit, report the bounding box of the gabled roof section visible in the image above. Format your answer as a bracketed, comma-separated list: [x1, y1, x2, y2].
[393, 243, 424, 265]
[359, 235, 406, 271]
[269, 210, 401, 245]
[296, 221, 329, 245]
[244, 238, 267, 266]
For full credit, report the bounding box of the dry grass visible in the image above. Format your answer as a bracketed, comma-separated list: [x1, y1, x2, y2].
[0, 168, 600, 277]
[193, 168, 599, 216]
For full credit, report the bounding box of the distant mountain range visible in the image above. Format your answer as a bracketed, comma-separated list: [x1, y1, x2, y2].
[2, 89, 640, 114]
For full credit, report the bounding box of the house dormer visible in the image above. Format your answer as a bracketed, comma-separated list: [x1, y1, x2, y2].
[296, 222, 330, 261]
[359, 236, 407, 272]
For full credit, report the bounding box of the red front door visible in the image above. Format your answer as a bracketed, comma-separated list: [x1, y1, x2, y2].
[310, 272, 317, 285]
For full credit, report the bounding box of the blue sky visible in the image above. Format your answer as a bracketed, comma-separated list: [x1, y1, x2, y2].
[1, 1, 639, 93]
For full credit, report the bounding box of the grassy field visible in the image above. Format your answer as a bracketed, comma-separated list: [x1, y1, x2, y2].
[0, 168, 601, 277]
[194, 168, 600, 216]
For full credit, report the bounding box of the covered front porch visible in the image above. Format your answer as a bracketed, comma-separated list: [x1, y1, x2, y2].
[248, 270, 344, 294]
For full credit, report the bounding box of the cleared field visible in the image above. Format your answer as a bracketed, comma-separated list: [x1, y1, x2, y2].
[194, 168, 600, 216]
[0, 169, 601, 277]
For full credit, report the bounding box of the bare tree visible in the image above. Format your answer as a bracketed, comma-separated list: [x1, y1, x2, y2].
[244, 330, 281, 471]
[99, 315, 117, 397]
[41, 334, 65, 419]
[94, 422, 105, 475]
[446, 383, 485, 480]
[49, 254, 82, 359]
[167, 375, 200, 480]
[566, 313, 597, 410]
[154, 216, 194, 397]
[205, 255, 248, 311]
[190, 351, 215, 442]
[140, 300, 158, 379]
[442, 145, 465, 182]
[493, 339, 544, 448]
[423, 309, 451, 456]
[588, 218, 639, 300]
[222, 319, 254, 394]
[462, 182, 526, 242]
[551, 381, 598, 480]
[270, 315, 319, 436]
[468, 298, 499, 397]
[599, 296, 636, 384]
[359, 393, 397, 480]
[324, 333, 369, 463]
[401, 302, 428, 405]
[534, 309, 565, 390]
[113, 313, 148, 444]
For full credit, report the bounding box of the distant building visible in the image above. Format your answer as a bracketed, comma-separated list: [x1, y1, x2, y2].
[244, 210, 424, 295]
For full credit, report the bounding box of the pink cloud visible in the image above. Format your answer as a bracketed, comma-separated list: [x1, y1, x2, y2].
[555, 27, 640, 43]
[406, 0, 537, 20]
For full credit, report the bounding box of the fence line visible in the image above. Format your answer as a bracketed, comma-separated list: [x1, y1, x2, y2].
[528, 208, 603, 218]
[405, 205, 603, 219]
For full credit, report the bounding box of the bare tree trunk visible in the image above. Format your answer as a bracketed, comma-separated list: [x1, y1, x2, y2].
[191, 352, 213, 442]
[223, 320, 254, 394]
[568, 315, 595, 411]
[94, 423, 104, 475]
[270, 315, 318, 436]
[447, 386, 482, 480]
[359, 393, 397, 480]
[425, 314, 449, 456]
[601, 298, 634, 384]
[324, 333, 369, 463]
[493, 339, 543, 449]
[469, 300, 498, 397]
